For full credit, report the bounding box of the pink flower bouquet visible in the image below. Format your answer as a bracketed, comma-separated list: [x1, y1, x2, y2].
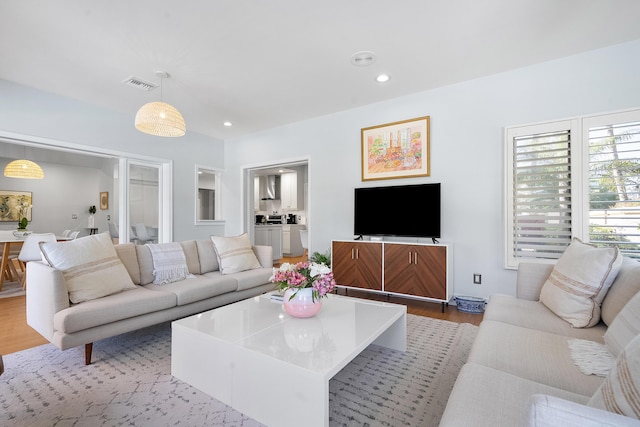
[270, 261, 336, 302]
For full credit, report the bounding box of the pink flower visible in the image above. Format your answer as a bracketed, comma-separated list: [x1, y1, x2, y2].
[270, 262, 335, 302]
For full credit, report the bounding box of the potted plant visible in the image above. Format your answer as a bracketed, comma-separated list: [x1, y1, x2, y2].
[88, 205, 96, 228]
[309, 250, 331, 267]
[17, 216, 28, 230]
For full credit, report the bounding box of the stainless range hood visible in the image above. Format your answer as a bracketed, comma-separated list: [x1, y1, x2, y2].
[259, 175, 281, 200]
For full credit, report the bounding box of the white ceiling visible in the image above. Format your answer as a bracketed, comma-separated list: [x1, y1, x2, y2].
[1, 0, 640, 141]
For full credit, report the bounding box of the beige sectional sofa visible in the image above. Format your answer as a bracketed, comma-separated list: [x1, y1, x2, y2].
[440, 253, 640, 426]
[26, 233, 275, 365]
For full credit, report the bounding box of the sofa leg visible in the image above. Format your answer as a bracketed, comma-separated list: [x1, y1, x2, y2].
[85, 343, 93, 365]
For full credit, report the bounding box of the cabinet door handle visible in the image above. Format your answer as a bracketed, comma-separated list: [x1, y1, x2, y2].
[408, 252, 412, 264]
[356, 248, 359, 260]
[351, 248, 355, 259]
[414, 252, 418, 264]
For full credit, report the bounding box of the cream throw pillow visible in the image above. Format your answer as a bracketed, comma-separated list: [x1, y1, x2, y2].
[40, 232, 136, 304]
[588, 333, 640, 419]
[540, 238, 622, 328]
[210, 233, 261, 275]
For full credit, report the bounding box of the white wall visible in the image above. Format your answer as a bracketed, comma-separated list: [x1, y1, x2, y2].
[223, 39, 640, 299]
[1, 39, 639, 299]
[0, 79, 226, 241]
[0, 158, 113, 237]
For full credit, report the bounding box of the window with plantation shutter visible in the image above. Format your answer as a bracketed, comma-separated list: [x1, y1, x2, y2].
[505, 109, 640, 268]
[586, 112, 640, 260]
[505, 121, 577, 268]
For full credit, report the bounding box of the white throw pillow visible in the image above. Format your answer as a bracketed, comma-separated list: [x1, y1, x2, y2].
[604, 290, 640, 357]
[210, 233, 261, 275]
[588, 333, 640, 419]
[540, 238, 623, 328]
[40, 232, 136, 303]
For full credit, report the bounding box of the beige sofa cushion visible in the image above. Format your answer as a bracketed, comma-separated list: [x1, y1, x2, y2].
[144, 273, 237, 306]
[232, 267, 275, 291]
[53, 287, 176, 334]
[467, 320, 604, 396]
[604, 290, 640, 357]
[601, 257, 640, 326]
[589, 334, 640, 419]
[135, 245, 154, 285]
[540, 238, 622, 328]
[114, 243, 141, 285]
[484, 294, 607, 341]
[180, 240, 200, 275]
[40, 232, 136, 304]
[439, 363, 589, 427]
[211, 233, 261, 275]
[196, 239, 219, 273]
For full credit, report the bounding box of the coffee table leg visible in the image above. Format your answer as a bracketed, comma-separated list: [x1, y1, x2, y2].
[172, 323, 329, 427]
[373, 311, 407, 352]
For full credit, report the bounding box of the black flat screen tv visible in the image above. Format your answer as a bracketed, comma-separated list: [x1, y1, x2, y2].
[354, 183, 441, 238]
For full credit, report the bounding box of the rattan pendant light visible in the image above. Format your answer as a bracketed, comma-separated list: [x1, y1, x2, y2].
[135, 71, 186, 137]
[4, 145, 44, 179]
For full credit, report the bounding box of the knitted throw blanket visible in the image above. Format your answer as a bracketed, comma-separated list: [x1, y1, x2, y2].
[146, 243, 194, 285]
[568, 338, 615, 377]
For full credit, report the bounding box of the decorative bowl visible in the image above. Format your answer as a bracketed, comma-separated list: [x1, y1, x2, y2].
[13, 230, 32, 239]
[454, 296, 486, 314]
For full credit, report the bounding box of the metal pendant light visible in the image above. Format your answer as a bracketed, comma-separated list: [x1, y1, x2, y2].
[135, 71, 186, 137]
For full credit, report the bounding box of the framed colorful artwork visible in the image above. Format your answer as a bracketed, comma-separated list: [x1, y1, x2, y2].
[0, 190, 33, 222]
[361, 116, 430, 181]
[100, 191, 109, 210]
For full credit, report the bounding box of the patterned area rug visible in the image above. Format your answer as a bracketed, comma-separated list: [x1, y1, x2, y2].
[0, 314, 478, 427]
[0, 280, 25, 299]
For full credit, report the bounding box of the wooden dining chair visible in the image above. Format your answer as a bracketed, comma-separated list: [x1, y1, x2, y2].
[17, 233, 57, 289]
[0, 231, 20, 282]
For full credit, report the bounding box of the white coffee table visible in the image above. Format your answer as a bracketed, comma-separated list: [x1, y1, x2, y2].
[171, 292, 407, 427]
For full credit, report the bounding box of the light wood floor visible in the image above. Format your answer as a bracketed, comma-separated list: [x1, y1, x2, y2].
[0, 255, 483, 355]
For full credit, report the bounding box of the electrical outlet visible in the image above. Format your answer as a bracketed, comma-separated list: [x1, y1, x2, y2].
[72, 214, 78, 220]
[473, 274, 482, 285]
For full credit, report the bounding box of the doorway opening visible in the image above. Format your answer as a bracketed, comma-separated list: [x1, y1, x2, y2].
[245, 159, 309, 264]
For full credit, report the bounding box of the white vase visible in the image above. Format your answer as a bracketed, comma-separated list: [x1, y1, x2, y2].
[283, 287, 322, 318]
[88, 214, 95, 228]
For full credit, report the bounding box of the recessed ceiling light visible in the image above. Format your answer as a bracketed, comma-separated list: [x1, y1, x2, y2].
[350, 51, 376, 67]
[376, 74, 390, 83]
[223, 121, 232, 127]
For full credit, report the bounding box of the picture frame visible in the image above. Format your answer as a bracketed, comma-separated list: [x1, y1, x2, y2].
[100, 191, 109, 210]
[361, 116, 430, 181]
[0, 190, 33, 222]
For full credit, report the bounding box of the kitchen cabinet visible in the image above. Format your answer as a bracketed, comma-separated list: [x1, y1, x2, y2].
[254, 177, 263, 211]
[331, 241, 383, 291]
[255, 226, 283, 260]
[280, 172, 298, 210]
[332, 240, 450, 306]
[283, 225, 306, 256]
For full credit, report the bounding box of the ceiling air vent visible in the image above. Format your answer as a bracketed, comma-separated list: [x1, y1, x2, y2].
[350, 51, 376, 67]
[122, 76, 158, 92]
